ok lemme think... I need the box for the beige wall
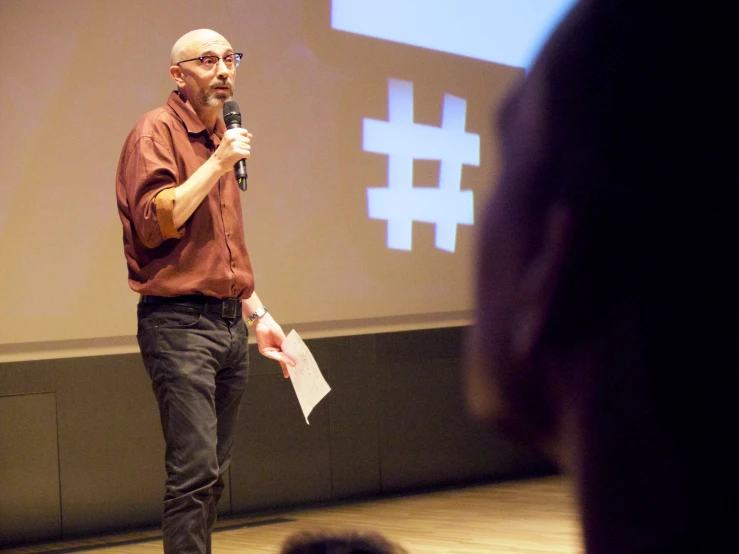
[0,0,521,356]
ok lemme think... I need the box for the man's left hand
[253,313,295,378]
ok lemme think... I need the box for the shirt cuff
[154,188,183,239]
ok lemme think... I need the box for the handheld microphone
[223,100,247,191]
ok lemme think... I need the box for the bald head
[170,29,231,65]
[167,28,237,123]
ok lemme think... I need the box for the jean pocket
[137,307,203,333]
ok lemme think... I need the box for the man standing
[116,29,293,553]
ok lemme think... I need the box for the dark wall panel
[0,393,61,546]
[0,359,55,397]
[320,335,381,499]
[230,346,333,512]
[54,354,167,536]
[375,327,549,491]
[0,326,551,547]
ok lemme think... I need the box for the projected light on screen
[334,0,574,253]
[364,79,478,252]
[0,0,544,358]
[331,0,578,69]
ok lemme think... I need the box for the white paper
[282,330,331,424]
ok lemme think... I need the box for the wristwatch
[246,306,268,326]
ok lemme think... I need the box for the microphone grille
[223,100,241,126]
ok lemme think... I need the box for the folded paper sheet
[282,330,331,424]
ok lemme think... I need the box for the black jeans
[137,303,249,554]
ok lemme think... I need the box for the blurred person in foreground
[467,1,735,553]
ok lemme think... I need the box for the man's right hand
[214,127,252,174]
[171,127,253,228]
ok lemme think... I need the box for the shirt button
[231,262,236,268]
[226,232,231,238]
[222,202,226,208]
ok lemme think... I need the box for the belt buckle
[222,298,240,318]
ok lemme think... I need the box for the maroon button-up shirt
[116,91,254,299]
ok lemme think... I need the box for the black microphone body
[222,100,248,191]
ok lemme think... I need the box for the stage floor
[3,475,581,553]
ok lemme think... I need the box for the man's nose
[216,58,231,78]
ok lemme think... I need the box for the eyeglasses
[176,53,243,70]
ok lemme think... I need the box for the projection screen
[0,0,575,361]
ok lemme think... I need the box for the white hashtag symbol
[363,78,479,252]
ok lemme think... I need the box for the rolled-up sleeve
[154,188,182,239]
[124,135,182,248]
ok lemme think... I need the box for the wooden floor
[3,476,582,553]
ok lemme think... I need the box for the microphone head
[223,100,241,126]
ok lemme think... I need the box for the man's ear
[511,204,572,361]
[169,65,184,88]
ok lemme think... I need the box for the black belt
[140,295,242,318]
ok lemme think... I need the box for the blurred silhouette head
[280,529,409,554]
[469,0,733,465]
[468,1,733,550]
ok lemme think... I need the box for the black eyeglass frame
[176,53,243,69]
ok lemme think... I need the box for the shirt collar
[167,91,226,139]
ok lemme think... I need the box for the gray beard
[198,87,231,108]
